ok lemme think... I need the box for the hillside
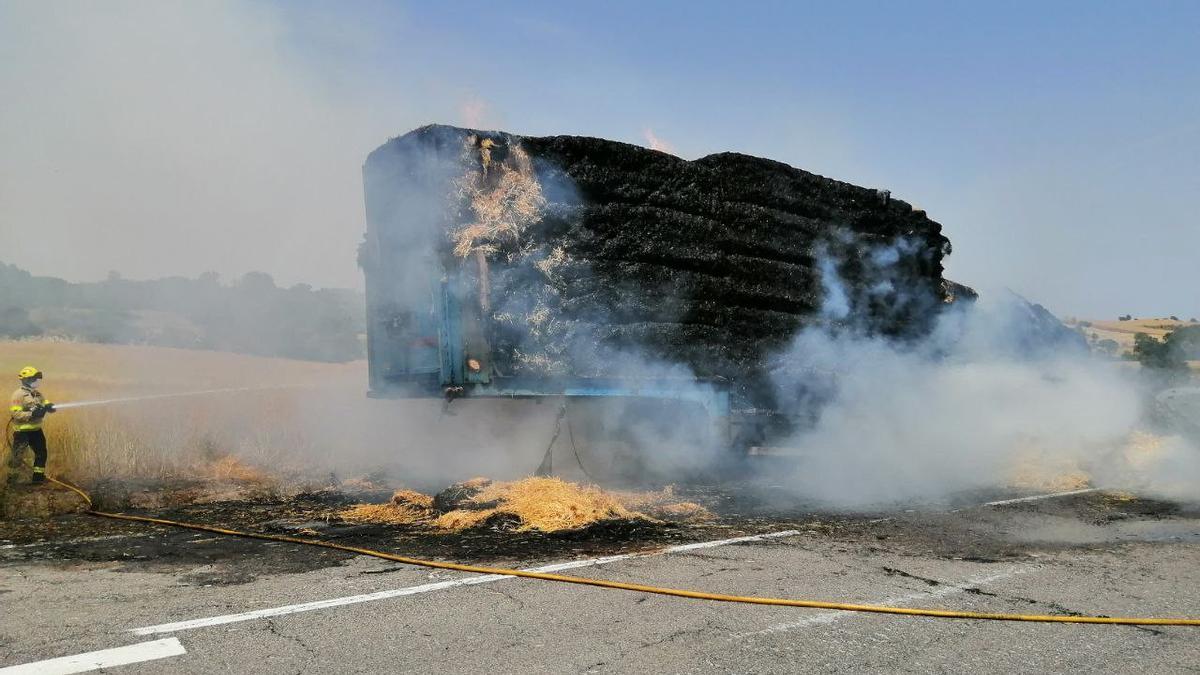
[1069,317,1200,371]
[0,263,365,362]
[1073,317,1196,351]
[0,339,360,401]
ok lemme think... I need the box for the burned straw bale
[340,478,712,533]
[430,477,496,512]
[362,125,966,406]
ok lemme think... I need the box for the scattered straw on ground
[339,477,712,533]
[449,477,643,532]
[339,476,390,492]
[607,484,712,522]
[1007,446,1091,492]
[342,489,434,526]
[1122,430,1169,469]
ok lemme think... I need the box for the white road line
[736,566,1034,637]
[0,638,186,674]
[983,488,1101,507]
[131,529,800,636]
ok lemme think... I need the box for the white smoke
[0,1,411,289]
[642,128,676,154]
[770,251,1200,509]
[774,316,1126,506]
[818,252,851,321]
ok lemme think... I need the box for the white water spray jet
[53,385,314,410]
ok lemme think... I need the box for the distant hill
[1066,316,1200,372]
[0,262,365,362]
[1071,317,1199,353]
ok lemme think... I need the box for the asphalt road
[3,492,1200,674]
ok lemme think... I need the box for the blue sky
[2,1,1197,317]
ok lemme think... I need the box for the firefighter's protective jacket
[9,385,47,432]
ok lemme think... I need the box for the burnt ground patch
[3,485,1198,586]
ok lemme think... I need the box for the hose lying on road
[38,473,1200,627]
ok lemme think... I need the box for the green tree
[0,306,41,339]
[1167,325,1200,360]
[1133,326,1200,371]
[0,261,365,362]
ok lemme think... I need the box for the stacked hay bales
[362,125,963,407]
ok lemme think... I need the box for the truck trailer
[360,125,960,460]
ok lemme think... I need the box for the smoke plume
[767,273,1200,509]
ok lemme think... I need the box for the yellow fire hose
[32,473,1200,627]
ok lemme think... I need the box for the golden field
[1,341,712,528]
[1081,318,1191,351]
[1,339,362,490]
[1071,318,1200,371]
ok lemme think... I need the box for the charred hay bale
[431,478,498,513]
[556,260,822,312]
[363,125,961,399]
[943,280,979,304]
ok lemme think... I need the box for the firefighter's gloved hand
[30,405,46,420]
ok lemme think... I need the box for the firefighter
[9,367,56,485]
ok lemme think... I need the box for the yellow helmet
[18,366,41,380]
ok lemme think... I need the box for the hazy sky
[1,0,1196,318]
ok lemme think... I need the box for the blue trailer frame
[366,268,736,448]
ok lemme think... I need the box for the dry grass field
[1071,318,1200,371]
[1,340,363,490]
[1081,318,1191,350]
